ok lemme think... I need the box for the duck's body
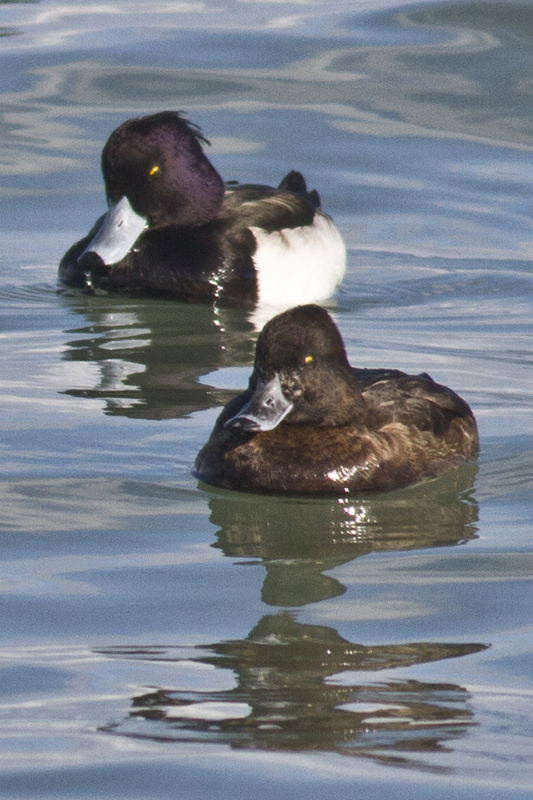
[194,305,478,495]
[59,112,345,310]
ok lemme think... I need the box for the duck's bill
[78,196,147,266]
[225,373,293,432]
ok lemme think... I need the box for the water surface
[1,1,533,797]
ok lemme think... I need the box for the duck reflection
[59,292,255,419]
[97,612,486,771]
[206,464,478,606]
[96,466,484,771]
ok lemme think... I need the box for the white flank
[249,211,346,329]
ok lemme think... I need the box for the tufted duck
[194,305,479,495]
[59,112,346,315]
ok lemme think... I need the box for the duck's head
[225,305,367,432]
[79,111,225,267]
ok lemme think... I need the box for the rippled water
[1,1,533,798]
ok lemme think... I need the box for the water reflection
[59,292,255,419]
[97,614,486,772]
[0,0,37,40]
[95,466,483,771]
[206,465,478,606]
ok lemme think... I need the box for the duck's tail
[278,170,321,209]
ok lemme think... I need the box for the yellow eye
[149,165,161,176]
[304,355,313,364]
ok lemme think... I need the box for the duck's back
[221,179,345,311]
[354,368,477,439]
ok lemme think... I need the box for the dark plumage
[59,112,345,309]
[194,305,479,495]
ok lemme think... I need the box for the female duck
[194,305,478,495]
[59,111,345,311]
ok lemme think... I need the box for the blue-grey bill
[225,373,293,432]
[78,196,147,266]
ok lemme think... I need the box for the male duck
[59,111,346,311]
[194,305,479,495]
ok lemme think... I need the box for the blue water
[1,1,533,797]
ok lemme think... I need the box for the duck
[58,111,346,313]
[194,304,479,495]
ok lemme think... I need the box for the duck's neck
[170,144,225,227]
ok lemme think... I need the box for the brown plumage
[194,305,478,495]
